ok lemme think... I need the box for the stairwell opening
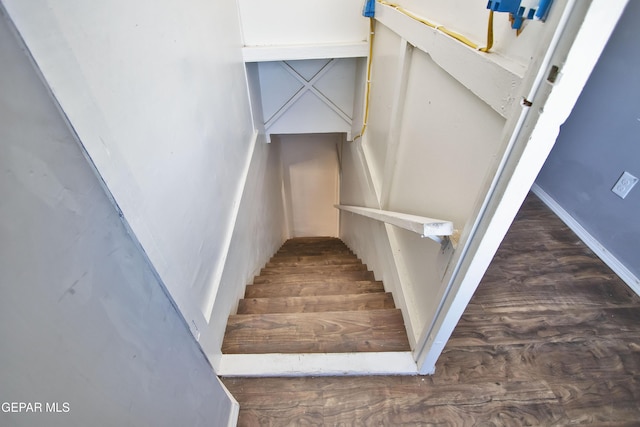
[217,132,417,376]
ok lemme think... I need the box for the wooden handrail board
[336,204,453,237]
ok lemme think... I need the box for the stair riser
[222,237,410,361]
[275,250,354,257]
[237,293,396,314]
[244,282,385,298]
[267,256,361,266]
[253,271,375,284]
[259,265,368,275]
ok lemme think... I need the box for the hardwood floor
[222,193,640,426]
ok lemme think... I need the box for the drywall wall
[196,62,287,367]
[237,0,368,46]
[360,23,404,192]
[1,0,269,339]
[536,1,640,282]
[201,135,287,368]
[279,134,341,237]
[0,11,236,426]
[386,48,505,226]
[339,142,418,346]
[338,0,580,345]
[340,2,509,342]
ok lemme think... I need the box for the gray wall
[536,1,640,280]
[1,0,272,339]
[0,11,233,427]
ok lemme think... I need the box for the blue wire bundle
[363,0,375,18]
[486,0,553,29]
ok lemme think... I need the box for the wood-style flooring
[222,193,640,426]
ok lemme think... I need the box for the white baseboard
[531,184,640,297]
[216,378,240,427]
[217,352,418,377]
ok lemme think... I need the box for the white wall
[197,62,287,366]
[1,0,285,347]
[279,134,341,238]
[237,0,367,46]
[339,141,414,343]
[201,136,287,368]
[0,11,236,425]
[339,0,574,345]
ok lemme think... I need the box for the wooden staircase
[218,237,416,376]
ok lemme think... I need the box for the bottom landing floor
[223,192,640,425]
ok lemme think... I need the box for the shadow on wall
[277,133,342,238]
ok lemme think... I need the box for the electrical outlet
[612,171,638,199]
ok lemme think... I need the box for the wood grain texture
[252,270,376,284]
[243,281,385,298]
[259,263,368,275]
[265,256,362,267]
[222,309,410,354]
[223,193,640,426]
[222,236,410,356]
[237,293,396,314]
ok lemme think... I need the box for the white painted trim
[217,352,417,377]
[359,140,382,207]
[380,39,413,208]
[384,224,421,348]
[375,2,524,118]
[215,377,240,427]
[228,403,239,427]
[532,184,640,296]
[201,131,260,321]
[336,204,453,237]
[243,42,369,62]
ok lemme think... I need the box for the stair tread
[222,237,411,360]
[244,281,385,298]
[267,255,360,265]
[260,264,368,275]
[237,293,396,314]
[222,309,410,354]
[275,250,353,257]
[276,239,353,255]
[253,270,374,284]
